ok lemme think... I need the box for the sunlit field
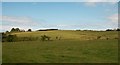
[2,30,118,63]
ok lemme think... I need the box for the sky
[1,0,119,2]
[0,1,119,32]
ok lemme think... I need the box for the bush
[2,33,7,42]
[97,36,101,39]
[2,33,51,42]
[41,35,51,41]
[6,35,17,42]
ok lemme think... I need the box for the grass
[2,30,118,63]
[12,30,118,40]
[0,42,2,64]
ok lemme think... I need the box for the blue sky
[1,2,118,32]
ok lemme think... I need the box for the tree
[116,28,120,31]
[28,29,32,32]
[16,28,20,32]
[10,28,20,32]
[106,29,113,31]
[10,28,15,32]
[6,31,9,33]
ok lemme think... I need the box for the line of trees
[8,28,59,33]
[37,29,58,31]
[76,28,120,31]
[5,28,120,33]
[106,28,120,31]
[6,28,32,33]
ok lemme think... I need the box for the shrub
[97,36,101,39]
[6,35,17,42]
[41,35,51,41]
[2,33,7,42]
[106,37,109,40]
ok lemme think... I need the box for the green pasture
[2,30,118,63]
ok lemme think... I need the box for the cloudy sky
[0,0,119,32]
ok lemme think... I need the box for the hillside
[2,30,118,63]
[12,30,118,40]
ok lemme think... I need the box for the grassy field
[2,30,118,63]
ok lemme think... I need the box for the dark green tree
[6,31,9,33]
[28,29,32,32]
[10,28,21,32]
[10,28,15,32]
[116,28,120,31]
[16,28,20,32]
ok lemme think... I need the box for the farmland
[2,30,118,63]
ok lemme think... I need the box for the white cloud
[0,16,38,25]
[0,15,41,31]
[107,13,118,23]
[106,13,118,28]
[85,2,97,7]
[84,0,118,7]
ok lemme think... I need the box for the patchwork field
[2,30,118,63]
